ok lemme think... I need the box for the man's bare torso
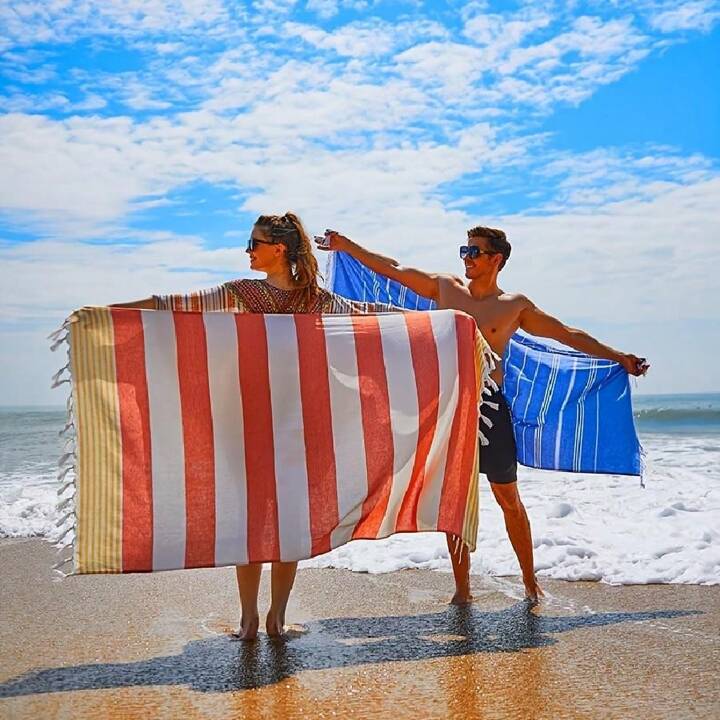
[437,276,528,384]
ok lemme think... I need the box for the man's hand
[620,354,650,377]
[314,230,350,252]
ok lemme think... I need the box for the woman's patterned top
[153,279,396,314]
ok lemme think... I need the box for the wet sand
[0,538,718,719]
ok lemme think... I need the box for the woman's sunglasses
[459,245,499,260]
[247,226,299,252]
[246,236,277,251]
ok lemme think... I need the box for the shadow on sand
[0,604,698,696]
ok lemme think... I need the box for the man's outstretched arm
[318,231,442,301]
[518,300,649,376]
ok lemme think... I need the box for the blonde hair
[254,212,321,306]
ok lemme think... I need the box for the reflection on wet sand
[0,604,695,710]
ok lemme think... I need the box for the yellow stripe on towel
[71,307,123,573]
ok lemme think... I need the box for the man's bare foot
[265,608,286,637]
[450,588,474,605]
[231,614,259,641]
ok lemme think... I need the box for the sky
[0,0,719,405]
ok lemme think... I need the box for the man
[318,226,649,602]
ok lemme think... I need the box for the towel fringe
[50,334,69,352]
[50,315,77,578]
[51,363,70,384]
[54,525,74,545]
[57,493,75,511]
[47,316,76,342]
[52,555,73,572]
[57,477,75,495]
[55,509,76,528]
[57,451,75,467]
[639,444,647,489]
[58,421,75,437]
[483,400,499,411]
[476,336,498,445]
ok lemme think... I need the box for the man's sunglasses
[459,245,499,260]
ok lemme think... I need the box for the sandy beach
[0,539,718,719]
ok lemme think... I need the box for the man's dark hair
[467,225,511,270]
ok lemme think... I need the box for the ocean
[1,393,718,584]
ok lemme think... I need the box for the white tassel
[639,445,647,489]
[53,556,73,572]
[57,479,75,495]
[480,414,493,428]
[51,376,71,389]
[58,421,74,437]
[54,525,75,545]
[50,334,69,352]
[487,376,499,392]
[51,364,70,384]
[57,465,75,486]
[57,493,75,512]
[47,322,70,342]
[478,430,489,446]
[482,400,500,411]
[57,451,74,467]
[55,509,75,528]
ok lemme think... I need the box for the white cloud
[284,18,446,58]
[649,1,720,33]
[306,0,339,19]
[0,91,70,113]
[538,148,716,209]
[1,0,233,48]
[305,0,375,19]
[2,1,719,402]
[253,0,299,16]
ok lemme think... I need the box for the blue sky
[1,0,719,403]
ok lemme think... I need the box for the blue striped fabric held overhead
[327,251,643,476]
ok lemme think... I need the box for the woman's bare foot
[231,614,259,641]
[524,576,544,604]
[450,588,474,606]
[265,607,286,637]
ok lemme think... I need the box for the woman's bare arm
[110,298,156,309]
[318,231,441,301]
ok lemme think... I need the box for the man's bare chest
[438,287,520,351]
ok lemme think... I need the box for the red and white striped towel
[52,307,487,574]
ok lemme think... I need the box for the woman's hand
[314,229,351,252]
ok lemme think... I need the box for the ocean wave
[2,436,719,586]
[634,407,720,426]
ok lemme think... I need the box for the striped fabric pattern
[504,333,642,475]
[153,279,397,315]
[65,306,483,574]
[327,251,643,476]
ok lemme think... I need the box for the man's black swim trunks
[479,388,518,484]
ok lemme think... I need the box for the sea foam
[2,416,718,585]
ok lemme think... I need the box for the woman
[114,212,391,639]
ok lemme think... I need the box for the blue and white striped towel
[327,251,642,476]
